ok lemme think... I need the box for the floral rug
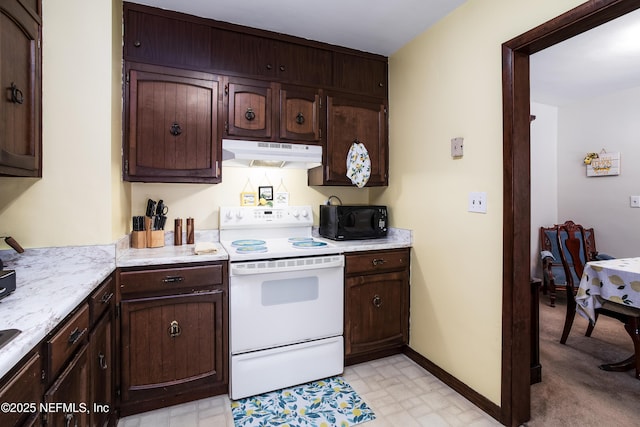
[231,376,376,427]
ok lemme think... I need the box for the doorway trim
[501,0,640,425]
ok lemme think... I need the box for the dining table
[575,257,640,378]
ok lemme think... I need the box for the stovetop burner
[219,206,342,261]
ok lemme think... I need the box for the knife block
[148,230,165,248]
[131,231,146,249]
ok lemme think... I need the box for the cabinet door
[211,30,274,78]
[333,52,387,98]
[279,85,322,142]
[273,41,332,86]
[124,4,212,70]
[315,94,387,186]
[0,353,42,427]
[89,313,112,427]
[120,290,226,412]
[345,270,409,357]
[0,0,41,177]
[43,344,90,427]
[125,64,221,183]
[225,78,274,139]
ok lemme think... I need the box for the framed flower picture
[240,192,257,206]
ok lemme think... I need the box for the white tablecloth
[575,257,640,322]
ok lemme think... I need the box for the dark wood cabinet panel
[0,0,42,177]
[124,63,221,183]
[309,93,387,186]
[333,52,387,98]
[0,352,42,427]
[224,77,274,139]
[279,85,322,142]
[124,6,212,70]
[89,310,113,427]
[273,41,332,86]
[344,249,410,364]
[43,344,90,427]
[119,290,226,415]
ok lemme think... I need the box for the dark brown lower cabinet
[90,313,113,427]
[119,289,227,416]
[344,249,410,365]
[44,344,90,427]
[0,352,42,427]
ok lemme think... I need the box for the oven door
[230,255,344,354]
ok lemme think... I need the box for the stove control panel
[219,206,313,229]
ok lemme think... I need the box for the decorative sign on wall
[585,150,620,177]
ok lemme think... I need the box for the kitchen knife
[146,199,157,217]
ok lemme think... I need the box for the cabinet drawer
[345,249,409,275]
[120,264,224,296]
[47,304,89,381]
[89,275,114,325]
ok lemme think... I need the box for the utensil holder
[131,231,146,249]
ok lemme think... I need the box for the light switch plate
[468,192,487,213]
[631,196,640,208]
[451,137,464,157]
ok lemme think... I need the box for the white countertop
[0,228,411,381]
[0,245,115,380]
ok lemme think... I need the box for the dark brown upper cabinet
[124,5,212,71]
[279,85,322,143]
[124,63,222,183]
[224,77,274,140]
[1,0,42,177]
[333,51,388,99]
[309,93,388,187]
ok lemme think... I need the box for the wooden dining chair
[540,221,598,307]
[555,221,625,344]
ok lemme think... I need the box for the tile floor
[117,354,501,427]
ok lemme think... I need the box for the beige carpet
[528,292,640,426]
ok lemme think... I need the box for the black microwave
[319,205,388,240]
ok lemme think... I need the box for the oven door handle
[230,256,344,276]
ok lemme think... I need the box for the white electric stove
[219,206,345,400]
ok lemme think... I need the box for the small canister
[186,217,194,244]
[174,218,183,246]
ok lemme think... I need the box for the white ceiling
[531,7,640,106]
[128,1,640,107]
[127,0,468,56]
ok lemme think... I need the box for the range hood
[222,139,322,169]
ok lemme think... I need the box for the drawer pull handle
[65,413,77,427]
[372,295,382,308]
[170,122,182,136]
[168,320,182,337]
[295,112,305,125]
[100,292,113,304]
[99,352,108,370]
[245,107,256,121]
[163,276,184,283]
[372,258,386,266]
[68,327,86,345]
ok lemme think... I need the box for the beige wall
[376,0,585,404]
[0,0,127,249]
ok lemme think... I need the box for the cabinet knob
[266,64,272,70]
[169,123,182,136]
[9,83,24,105]
[279,65,285,72]
[245,107,256,121]
[295,112,305,125]
[64,413,77,427]
[133,40,141,48]
[372,295,382,308]
[168,320,182,338]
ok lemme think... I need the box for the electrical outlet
[631,196,640,208]
[468,192,487,213]
[451,137,464,157]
